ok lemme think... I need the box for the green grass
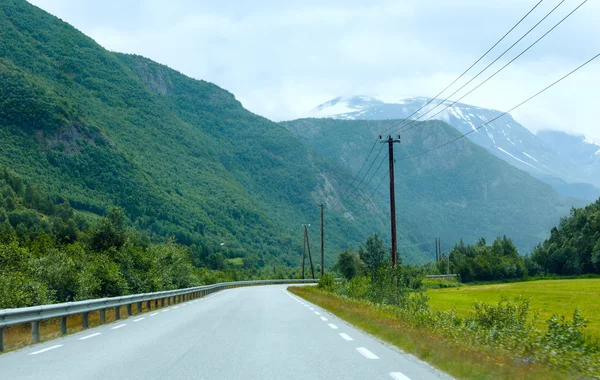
[225,258,244,267]
[427,278,600,339]
[290,286,565,380]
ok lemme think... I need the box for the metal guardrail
[424,274,458,279]
[0,279,317,351]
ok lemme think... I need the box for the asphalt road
[0,285,451,380]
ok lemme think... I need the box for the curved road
[0,285,450,380]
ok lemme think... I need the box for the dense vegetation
[0,0,392,269]
[282,118,584,258]
[318,234,600,378]
[439,198,600,282]
[530,199,600,275]
[0,167,299,309]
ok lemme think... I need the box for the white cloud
[27,0,600,140]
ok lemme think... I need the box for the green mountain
[281,118,585,257]
[0,0,392,267]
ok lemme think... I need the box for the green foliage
[449,236,527,282]
[321,276,600,376]
[337,250,364,279]
[0,0,397,270]
[531,199,600,275]
[317,272,336,292]
[358,233,386,276]
[283,118,584,261]
[0,168,300,308]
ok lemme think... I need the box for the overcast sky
[28,0,600,140]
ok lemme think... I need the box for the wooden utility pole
[435,238,439,263]
[304,224,315,279]
[319,203,324,277]
[380,134,401,267]
[302,227,306,279]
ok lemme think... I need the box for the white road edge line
[328,323,338,330]
[356,347,379,359]
[339,333,353,341]
[133,317,145,322]
[29,345,63,355]
[150,313,159,317]
[111,324,127,330]
[320,316,328,321]
[390,372,411,380]
[78,332,101,340]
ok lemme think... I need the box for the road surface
[0,285,450,380]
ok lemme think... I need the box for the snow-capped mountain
[537,130,600,184]
[305,95,600,199]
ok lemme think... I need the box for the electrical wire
[397,53,599,161]
[381,0,547,135]
[397,0,586,134]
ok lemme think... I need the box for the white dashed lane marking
[314,311,321,315]
[150,313,159,317]
[356,347,379,359]
[320,316,328,321]
[78,333,101,340]
[29,345,62,355]
[339,333,353,341]
[111,324,127,330]
[328,324,338,330]
[390,372,411,380]
[133,318,145,322]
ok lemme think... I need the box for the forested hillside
[282,118,583,256]
[0,0,391,267]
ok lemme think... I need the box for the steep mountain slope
[306,96,600,200]
[537,130,600,183]
[282,118,584,256]
[0,0,391,266]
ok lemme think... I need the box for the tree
[359,233,386,276]
[89,207,127,252]
[337,250,363,280]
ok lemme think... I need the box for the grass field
[290,286,565,380]
[427,278,600,339]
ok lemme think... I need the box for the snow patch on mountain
[497,147,540,171]
[306,95,600,192]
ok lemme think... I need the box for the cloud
[27,0,600,139]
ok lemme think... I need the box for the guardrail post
[100,309,106,324]
[146,300,151,309]
[32,321,40,343]
[115,306,121,320]
[0,327,4,352]
[60,316,67,335]
[126,304,133,316]
[161,298,165,307]
[167,297,171,306]
[81,312,89,329]
[137,302,143,313]
[155,299,159,308]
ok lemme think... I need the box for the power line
[342,143,386,201]
[337,1,547,203]
[383,0,546,135]
[361,168,390,205]
[397,53,599,162]
[397,0,575,134]
[349,150,389,201]
[338,139,378,199]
